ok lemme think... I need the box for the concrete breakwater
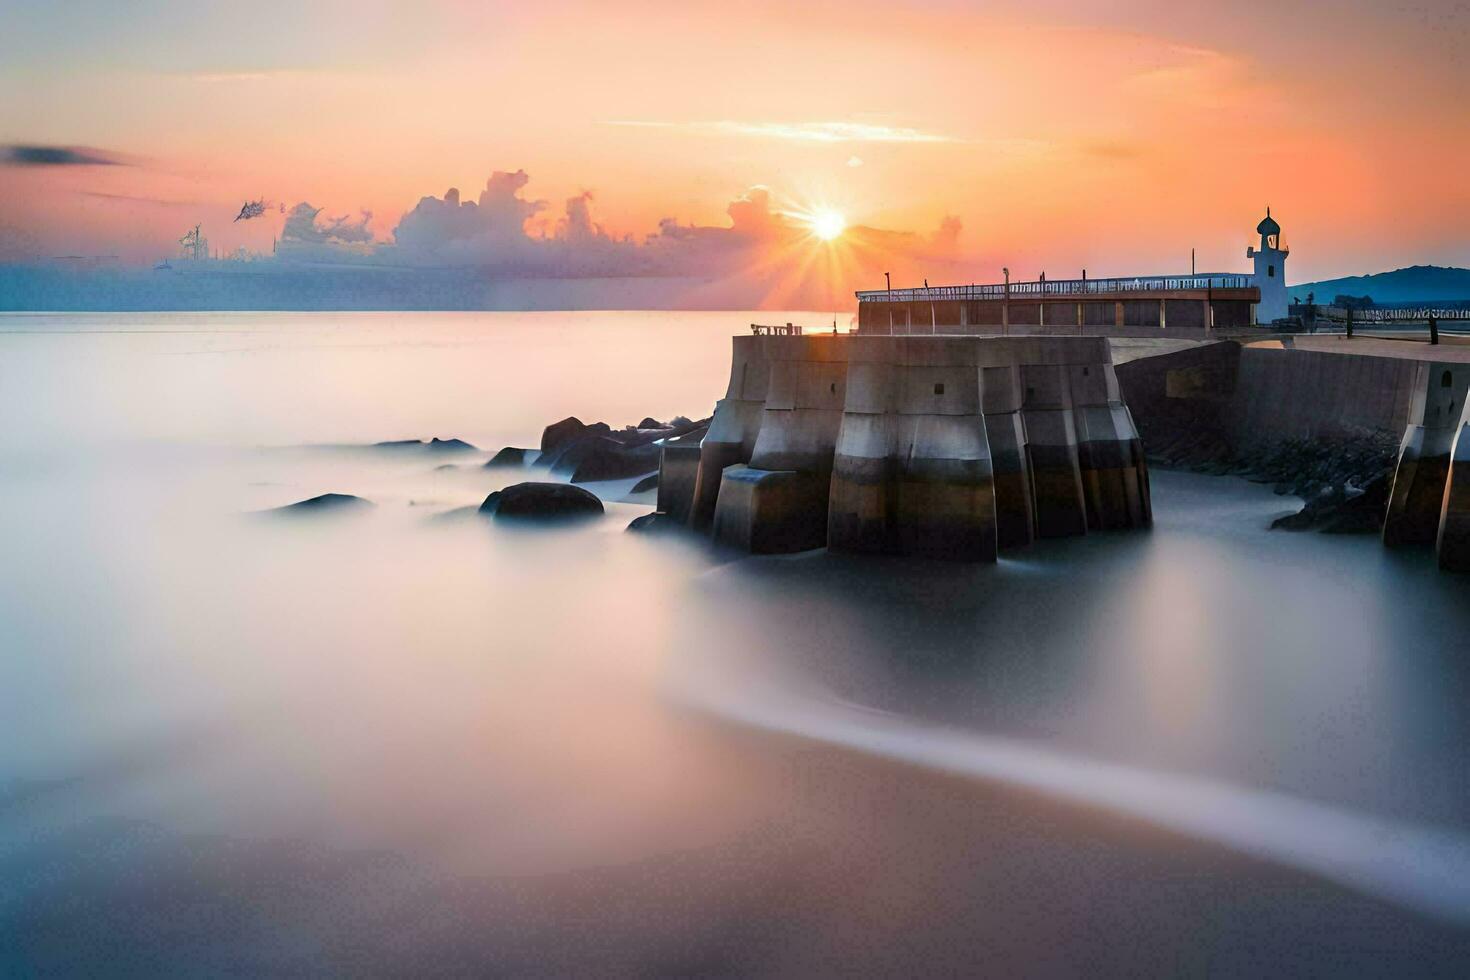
[659,334,1151,560]
[1114,336,1470,569]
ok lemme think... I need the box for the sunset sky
[3,0,1468,295]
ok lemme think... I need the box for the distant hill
[1291,265,1470,306]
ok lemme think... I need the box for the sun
[810,210,846,241]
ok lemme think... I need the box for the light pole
[884,271,892,333]
[1002,267,1010,335]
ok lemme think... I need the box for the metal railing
[855,274,1254,303]
[1309,305,1470,323]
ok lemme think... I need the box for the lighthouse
[1246,208,1289,323]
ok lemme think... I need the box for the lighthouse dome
[1257,209,1280,237]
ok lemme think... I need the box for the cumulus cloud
[392,170,547,257]
[281,203,375,245]
[2,144,124,167]
[271,168,968,308]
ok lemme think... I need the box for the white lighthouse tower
[1246,207,1289,324]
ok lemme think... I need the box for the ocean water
[2,311,1469,975]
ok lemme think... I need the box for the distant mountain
[1291,265,1470,306]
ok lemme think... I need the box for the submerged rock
[428,437,477,452]
[1273,471,1392,534]
[630,473,659,494]
[485,447,532,468]
[479,482,604,520]
[265,493,374,515]
[626,512,687,535]
[373,437,477,453]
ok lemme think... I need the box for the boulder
[485,447,532,468]
[638,417,663,430]
[627,512,687,535]
[631,473,659,494]
[428,437,477,452]
[568,439,661,483]
[541,417,611,455]
[546,435,614,476]
[372,437,477,452]
[479,482,604,521]
[265,493,373,515]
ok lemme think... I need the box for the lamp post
[1002,267,1010,335]
[884,271,892,334]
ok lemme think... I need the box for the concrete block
[985,411,1033,549]
[711,465,829,554]
[828,412,899,554]
[895,414,996,561]
[655,441,701,524]
[1074,403,1152,530]
[690,397,764,530]
[1022,407,1088,538]
[1384,362,1470,547]
[1436,407,1470,572]
[1384,425,1453,546]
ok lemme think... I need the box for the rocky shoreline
[1145,431,1400,533]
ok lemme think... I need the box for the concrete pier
[654,433,703,524]
[709,466,829,553]
[659,332,1150,561]
[1070,362,1151,530]
[1021,362,1089,538]
[690,338,773,529]
[827,337,998,561]
[711,339,847,553]
[1384,361,1470,547]
[1437,399,1470,571]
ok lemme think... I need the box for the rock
[428,437,477,452]
[568,439,661,483]
[631,473,659,494]
[373,437,477,452]
[638,417,663,430]
[485,447,532,468]
[265,493,373,515]
[546,435,612,476]
[541,417,610,455]
[627,512,687,534]
[479,482,604,520]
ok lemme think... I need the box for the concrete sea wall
[1383,361,1470,547]
[1437,400,1470,571]
[1114,337,1470,571]
[660,334,1151,561]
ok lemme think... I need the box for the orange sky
[3,0,1468,285]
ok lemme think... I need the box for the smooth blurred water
[2,312,1468,975]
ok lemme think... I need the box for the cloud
[390,170,548,262]
[78,190,201,207]
[266,169,971,309]
[604,120,958,143]
[281,203,375,245]
[2,144,124,167]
